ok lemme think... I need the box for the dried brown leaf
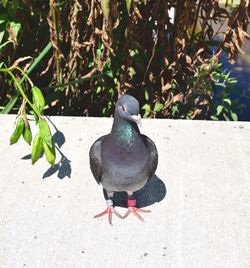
[238,26,250,44]
[173,94,181,103]
[186,55,192,64]
[162,83,171,92]
[133,4,142,19]
[10,56,32,69]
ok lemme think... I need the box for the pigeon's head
[115,95,141,126]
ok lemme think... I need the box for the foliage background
[0,0,250,120]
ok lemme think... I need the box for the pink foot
[122,198,150,222]
[94,199,122,225]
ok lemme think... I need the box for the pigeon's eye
[121,105,126,112]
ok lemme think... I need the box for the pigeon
[89,95,158,224]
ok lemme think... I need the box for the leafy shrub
[0,0,249,120]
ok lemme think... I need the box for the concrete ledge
[0,115,249,267]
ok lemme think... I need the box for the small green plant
[188,55,241,121]
[211,68,239,121]
[0,63,56,166]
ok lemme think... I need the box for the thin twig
[142,31,158,84]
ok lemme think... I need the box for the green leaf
[39,119,50,137]
[100,0,110,20]
[0,30,5,44]
[126,0,132,13]
[154,102,164,113]
[106,70,113,78]
[172,105,179,113]
[210,115,219,121]
[96,47,102,58]
[230,112,238,121]
[10,117,25,145]
[108,87,114,97]
[212,72,221,81]
[216,105,224,116]
[228,78,237,84]
[129,48,139,57]
[31,134,43,164]
[88,61,94,68]
[43,135,53,148]
[171,81,176,90]
[144,89,149,100]
[43,139,56,166]
[223,98,231,106]
[22,121,32,145]
[128,66,136,79]
[96,86,102,94]
[32,86,45,113]
[39,119,53,147]
[1,0,9,8]
[142,104,151,118]
[230,0,241,8]
[8,21,21,38]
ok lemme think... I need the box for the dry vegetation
[0,0,249,119]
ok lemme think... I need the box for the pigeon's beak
[131,114,142,127]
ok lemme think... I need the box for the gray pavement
[0,115,249,268]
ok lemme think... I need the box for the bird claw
[122,207,151,222]
[94,206,122,225]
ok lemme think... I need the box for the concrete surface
[0,115,249,268]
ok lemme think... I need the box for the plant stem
[9,66,34,87]
[3,70,39,116]
[42,70,112,90]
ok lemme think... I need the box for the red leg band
[128,198,137,207]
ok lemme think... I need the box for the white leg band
[106,199,113,206]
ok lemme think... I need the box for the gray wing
[142,135,158,179]
[89,135,107,184]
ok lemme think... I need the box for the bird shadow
[103,174,167,208]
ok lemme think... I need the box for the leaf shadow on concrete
[103,175,167,208]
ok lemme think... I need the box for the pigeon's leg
[123,193,151,222]
[94,191,122,225]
